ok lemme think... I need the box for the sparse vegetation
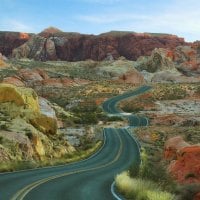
[115,172,174,200]
[0,141,102,172]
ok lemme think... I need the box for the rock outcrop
[0,84,74,162]
[2,68,90,88]
[135,48,176,73]
[0,83,39,112]
[12,28,186,61]
[135,44,200,78]
[0,31,31,57]
[0,53,8,68]
[164,136,200,184]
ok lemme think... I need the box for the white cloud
[80,0,123,4]
[78,14,149,24]
[76,0,200,41]
[0,19,34,32]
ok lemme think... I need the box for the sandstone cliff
[0,31,32,57]
[11,28,186,61]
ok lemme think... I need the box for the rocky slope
[11,27,186,61]
[135,43,200,82]
[0,84,74,163]
[0,31,32,57]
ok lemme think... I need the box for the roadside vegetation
[116,83,200,200]
[0,141,102,172]
[119,83,199,113]
[115,171,175,200]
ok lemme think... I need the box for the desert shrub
[121,103,144,113]
[195,86,200,95]
[0,160,37,172]
[0,136,3,144]
[74,112,98,124]
[25,131,33,140]
[153,85,187,100]
[129,163,140,177]
[175,184,200,200]
[115,172,174,200]
[107,116,124,121]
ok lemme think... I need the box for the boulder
[0,84,57,135]
[164,136,190,160]
[118,70,145,85]
[135,48,176,73]
[164,136,200,184]
[0,83,39,112]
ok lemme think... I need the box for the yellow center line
[11,130,123,200]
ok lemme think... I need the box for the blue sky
[0,0,199,42]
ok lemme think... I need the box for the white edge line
[111,129,142,200]
[145,117,149,126]
[111,181,123,200]
[0,130,106,175]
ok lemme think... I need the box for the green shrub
[176,184,200,200]
[0,136,3,144]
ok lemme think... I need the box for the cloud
[78,13,149,24]
[0,19,34,32]
[79,0,124,4]
[76,0,200,41]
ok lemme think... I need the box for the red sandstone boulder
[118,70,144,85]
[164,136,200,184]
[194,192,200,200]
[164,136,190,160]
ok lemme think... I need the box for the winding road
[0,85,151,200]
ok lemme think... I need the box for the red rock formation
[12,29,187,61]
[0,31,32,56]
[164,136,200,184]
[194,192,200,200]
[2,76,25,87]
[118,70,145,85]
[136,44,200,77]
[2,68,89,88]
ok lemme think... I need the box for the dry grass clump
[115,171,174,200]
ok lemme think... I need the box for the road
[102,85,151,126]
[0,85,151,200]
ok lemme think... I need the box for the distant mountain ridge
[0,27,187,61]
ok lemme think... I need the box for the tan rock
[2,76,25,87]
[0,84,39,112]
[32,135,45,157]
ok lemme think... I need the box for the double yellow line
[11,130,123,200]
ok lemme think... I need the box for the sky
[0,0,199,42]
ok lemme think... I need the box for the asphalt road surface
[0,85,151,200]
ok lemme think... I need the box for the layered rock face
[135,44,200,78]
[2,68,90,88]
[0,84,74,162]
[0,31,31,57]
[164,136,200,184]
[12,28,186,61]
